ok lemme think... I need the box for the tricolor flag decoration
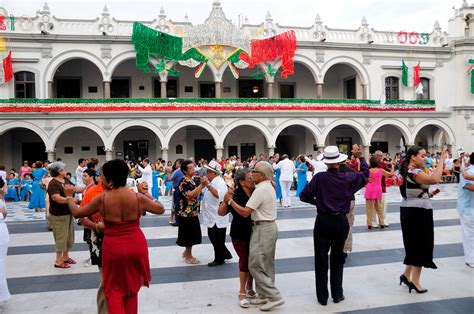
[402,60,423,94]
[2,50,12,84]
[468,59,474,94]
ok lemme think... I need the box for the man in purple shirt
[300,146,369,306]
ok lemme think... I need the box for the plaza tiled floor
[1,183,472,313]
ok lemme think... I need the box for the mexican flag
[1,51,13,83]
[402,60,423,94]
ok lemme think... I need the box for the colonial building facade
[0,1,473,171]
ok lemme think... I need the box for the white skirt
[0,242,10,302]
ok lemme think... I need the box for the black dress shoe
[333,295,345,303]
[207,261,225,267]
[318,300,327,306]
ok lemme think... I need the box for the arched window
[385,76,399,100]
[14,71,36,98]
[416,78,430,100]
[176,144,183,154]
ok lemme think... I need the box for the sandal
[185,257,200,265]
[246,289,257,299]
[239,293,250,308]
[63,258,77,264]
[54,262,71,269]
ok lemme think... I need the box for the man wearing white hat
[300,146,369,306]
[201,160,232,266]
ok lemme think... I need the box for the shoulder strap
[102,193,107,221]
[136,192,140,219]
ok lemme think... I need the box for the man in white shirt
[305,154,328,175]
[225,161,284,311]
[137,159,153,194]
[201,160,232,266]
[273,154,295,207]
[75,158,87,187]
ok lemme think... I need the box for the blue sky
[2,0,462,33]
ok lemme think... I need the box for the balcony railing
[0,98,436,113]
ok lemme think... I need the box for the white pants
[460,213,474,264]
[0,242,11,302]
[280,180,292,207]
[372,193,387,225]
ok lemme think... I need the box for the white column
[363,144,371,160]
[160,80,167,99]
[46,149,55,162]
[362,84,368,99]
[215,146,224,160]
[316,83,323,99]
[48,81,54,98]
[267,82,274,99]
[268,145,275,157]
[161,147,169,163]
[215,82,222,99]
[105,148,113,161]
[103,81,111,99]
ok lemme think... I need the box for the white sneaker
[83,258,92,267]
[250,297,269,305]
[260,299,285,311]
[466,262,474,268]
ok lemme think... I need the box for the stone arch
[219,120,272,147]
[321,119,369,146]
[273,54,320,83]
[411,119,456,146]
[108,120,165,150]
[321,56,370,88]
[271,119,322,146]
[107,50,138,80]
[50,121,108,149]
[0,121,50,148]
[163,120,219,148]
[43,50,107,88]
[367,119,411,146]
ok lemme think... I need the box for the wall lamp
[41,30,49,35]
[442,43,448,47]
[320,38,326,42]
[102,31,107,36]
[368,40,374,44]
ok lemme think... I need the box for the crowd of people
[0,145,472,313]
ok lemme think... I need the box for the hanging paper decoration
[132,22,208,73]
[251,63,278,79]
[402,60,421,88]
[227,62,239,79]
[239,30,296,78]
[2,50,13,83]
[154,58,180,77]
[194,62,207,78]
[132,22,183,72]
[9,15,14,31]
[468,59,474,94]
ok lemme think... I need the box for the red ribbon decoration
[240,30,296,78]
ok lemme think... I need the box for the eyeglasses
[251,170,263,175]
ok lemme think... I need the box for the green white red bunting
[402,60,422,94]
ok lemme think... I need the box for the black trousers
[313,213,349,303]
[208,224,232,263]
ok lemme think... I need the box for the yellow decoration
[208,45,227,68]
[0,38,6,52]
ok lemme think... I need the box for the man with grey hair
[224,161,284,311]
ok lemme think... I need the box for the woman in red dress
[65,159,165,314]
